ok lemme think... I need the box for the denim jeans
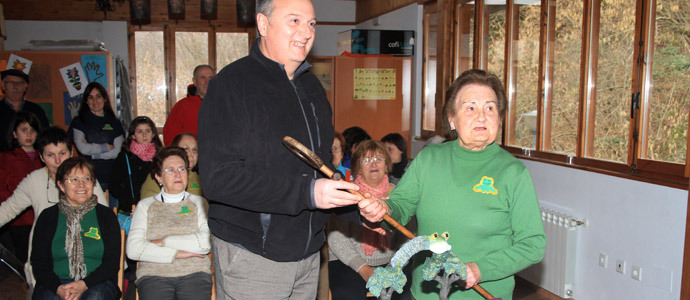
[137,272,212,300]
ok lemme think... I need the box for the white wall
[4,20,128,64]
[312,3,424,138]
[522,160,687,300]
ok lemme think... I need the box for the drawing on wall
[63,92,82,126]
[353,68,396,100]
[6,54,33,74]
[59,62,87,97]
[27,64,52,100]
[37,102,54,125]
[311,61,332,92]
[82,55,108,88]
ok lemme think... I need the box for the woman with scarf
[31,157,120,300]
[327,140,411,300]
[109,116,163,213]
[68,82,125,195]
[126,146,211,300]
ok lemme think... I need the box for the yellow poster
[353,68,396,100]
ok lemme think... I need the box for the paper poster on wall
[63,92,82,126]
[36,102,54,125]
[6,54,33,74]
[353,68,396,100]
[59,62,87,97]
[81,55,108,88]
[27,64,52,100]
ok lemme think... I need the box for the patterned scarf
[355,174,391,255]
[130,141,156,161]
[57,193,98,280]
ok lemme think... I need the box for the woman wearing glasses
[327,140,411,300]
[31,157,120,300]
[126,146,211,300]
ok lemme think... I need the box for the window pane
[510,3,541,149]
[487,4,506,81]
[175,32,209,102]
[135,31,166,126]
[547,0,583,154]
[455,3,474,78]
[644,0,689,163]
[590,0,635,162]
[423,12,438,132]
[217,32,249,69]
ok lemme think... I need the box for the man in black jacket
[197,0,369,298]
[0,69,50,152]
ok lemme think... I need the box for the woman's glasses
[163,166,187,174]
[64,177,94,185]
[361,157,385,165]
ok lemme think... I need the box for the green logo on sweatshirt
[84,227,101,240]
[473,176,498,195]
[103,124,114,130]
[178,206,193,215]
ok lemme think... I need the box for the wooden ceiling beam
[355,0,416,23]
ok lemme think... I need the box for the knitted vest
[136,197,210,279]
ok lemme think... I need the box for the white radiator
[517,207,584,299]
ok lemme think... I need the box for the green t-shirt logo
[84,227,101,240]
[472,176,498,195]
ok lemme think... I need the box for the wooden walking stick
[282,136,500,300]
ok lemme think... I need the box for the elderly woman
[126,146,211,300]
[328,140,411,300]
[31,157,120,300]
[140,133,203,199]
[68,82,125,193]
[360,70,545,300]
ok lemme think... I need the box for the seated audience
[341,126,371,169]
[31,157,120,300]
[0,112,43,263]
[109,116,163,213]
[0,126,107,286]
[140,133,202,199]
[381,133,410,184]
[126,147,212,300]
[332,131,352,181]
[328,140,410,300]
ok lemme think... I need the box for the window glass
[455,3,475,78]
[423,11,438,132]
[135,31,166,126]
[487,4,506,81]
[511,2,541,149]
[644,0,689,163]
[590,0,635,162]
[217,32,249,69]
[546,0,583,154]
[175,32,209,102]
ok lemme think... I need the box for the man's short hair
[193,65,215,78]
[256,0,275,19]
[1,69,29,83]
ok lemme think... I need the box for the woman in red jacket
[0,112,44,263]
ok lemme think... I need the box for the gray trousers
[211,235,320,300]
[137,271,212,300]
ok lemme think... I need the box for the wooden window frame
[128,24,254,128]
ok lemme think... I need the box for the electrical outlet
[599,253,608,268]
[616,259,626,274]
[631,265,642,281]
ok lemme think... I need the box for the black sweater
[198,40,335,262]
[31,204,121,294]
[109,150,152,212]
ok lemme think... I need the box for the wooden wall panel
[0,0,241,27]
[333,56,412,149]
[355,0,416,23]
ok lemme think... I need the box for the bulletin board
[0,51,114,130]
[333,55,412,145]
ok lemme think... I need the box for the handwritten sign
[353,68,396,100]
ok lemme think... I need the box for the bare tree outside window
[135,31,167,126]
[217,32,249,70]
[175,32,209,101]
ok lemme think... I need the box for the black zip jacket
[198,40,335,262]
